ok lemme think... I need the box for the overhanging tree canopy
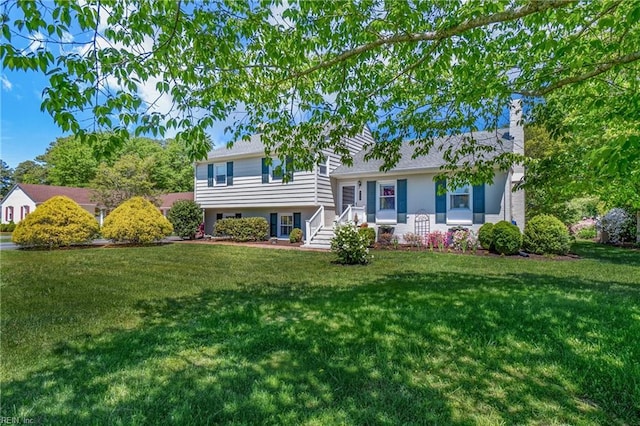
[2,0,639,186]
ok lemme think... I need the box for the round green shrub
[523,214,570,255]
[477,222,494,250]
[102,197,173,244]
[492,220,522,255]
[289,227,303,243]
[358,227,376,247]
[12,196,99,248]
[168,199,202,239]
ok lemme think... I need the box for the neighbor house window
[5,206,13,222]
[21,205,30,220]
[449,185,470,209]
[379,183,395,210]
[214,163,227,185]
[280,214,293,236]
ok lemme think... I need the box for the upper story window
[271,158,284,181]
[318,156,328,176]
[449,185,470,209]
[214,163,226,185]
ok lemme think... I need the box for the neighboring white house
[1,184,107,225]
[0,183,194,226]
[194,103,525,248]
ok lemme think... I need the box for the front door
[341,185,356,213]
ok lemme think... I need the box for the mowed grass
[1,242,639,425]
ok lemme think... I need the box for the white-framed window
[447,185,472,225]
[280,214,293,236]
[214,163,227,186]
[379,183,396,210]
[21,205,30,220]
[449,185,470,209]
[271,158,283,181]
[5,206,13,222]
[318,156,328,176]
[376,181,397,224]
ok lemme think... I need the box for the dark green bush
[477,223,494,250]
[1,221,16,232]
[168,200,202,239]
[358,227,376,247]
[492,221,522,255]
[523,214,571,255]
[289,228,303,243]
[215,217,268,242]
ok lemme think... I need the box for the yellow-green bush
[102,197,173,244]
[12,196,99,248]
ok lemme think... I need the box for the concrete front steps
[304,227,335,249]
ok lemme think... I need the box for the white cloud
[1,75,13,91]
[268,1,295,28]
[27,31,45,53]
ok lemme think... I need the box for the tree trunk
[637,210,640,243]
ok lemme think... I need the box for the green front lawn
[1,242,639,425]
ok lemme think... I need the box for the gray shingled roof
[331,129,514,176]
[206,133,269,159]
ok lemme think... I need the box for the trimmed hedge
[214,217,268,242]
[0,221,16,232]
[492,220,522,255]
[523,214,570,255]
[289,228,303,243]
[477,222,494,250]
[102,197,173,244]
[358,227,376,247]
[12,196,99,248]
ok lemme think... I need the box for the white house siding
[337,171,510,242]
[1,187,36,223]
[203,206,318,238]
[196,158,319,209]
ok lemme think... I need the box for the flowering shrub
[331,222,370,264]
[101,197,173,244]
[597,208,635,244]
[450,229,478,253]
[523,214,570,255]
[570,218,596,235]
[403,232,423,247]
[425,231,447,251]
[12,196,99,248]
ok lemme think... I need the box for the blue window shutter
[293,212,301,230]
[227,162,234,186]
[286,156,294,182]
[262,158,269,183]
[473,183,485,224]
[366,181,376,223]
[435,179,446,224]
[207,164,214,187]
[269,213,278,237]
[397,179,407,223]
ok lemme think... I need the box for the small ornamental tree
[102,197,173,244]
[12,196,99,248]
[523,214,571,255]
[167,199,202,239]
[331,222,371,265]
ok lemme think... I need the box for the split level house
[195,103,525,249]
[0,183,193,225]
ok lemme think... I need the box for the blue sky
[1,69,71,168]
